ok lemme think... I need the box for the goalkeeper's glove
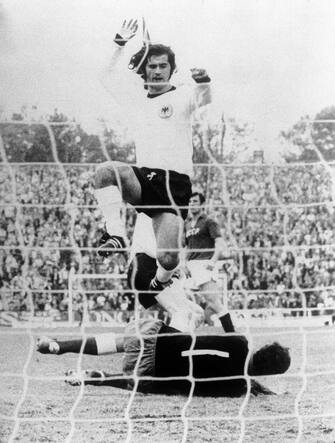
[191,68,211,83]
[114,18,138,46]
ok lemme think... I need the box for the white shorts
[186,260,219,289]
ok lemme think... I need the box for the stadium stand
[0,114,335,325]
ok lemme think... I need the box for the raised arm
[190,68,212,109]
[101,19,142,105]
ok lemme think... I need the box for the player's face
[145,54,171,92]
[189,195,202,215]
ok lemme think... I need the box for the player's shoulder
[201,213,214,224]
[173,82,195,99]
[227,334,249,353]
[204,214,219,225]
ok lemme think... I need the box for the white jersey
[102,44,211,176]
[130,213,156,259]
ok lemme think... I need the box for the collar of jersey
[147,85,176,99]
[189,213,206,223]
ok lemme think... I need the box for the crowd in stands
[1,117,335,321]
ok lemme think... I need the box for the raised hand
[114,19,139,46]
[190,68,211,84]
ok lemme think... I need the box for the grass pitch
[1,325,335,442]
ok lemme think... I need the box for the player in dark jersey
[184,191,230,324]
[37,305,290,397]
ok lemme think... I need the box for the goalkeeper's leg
[36,333,124,355]
[199,280,235,332]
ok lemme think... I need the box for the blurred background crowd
[1,107,335,322]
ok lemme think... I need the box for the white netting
[1,118,335,442]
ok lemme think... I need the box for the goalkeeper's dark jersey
[153,325,249,396]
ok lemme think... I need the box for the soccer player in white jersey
[94,18,212,293]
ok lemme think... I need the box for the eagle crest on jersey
[158,104,173,118]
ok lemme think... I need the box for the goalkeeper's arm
[82,371,131,390]
[219,312,235,333]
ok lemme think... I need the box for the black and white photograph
[0,0,335,441]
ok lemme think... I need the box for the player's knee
[94,162,117,189]
[117,165,136,186]
[204,292,218,304]
[94,161,128,189]
[157,251,179,271]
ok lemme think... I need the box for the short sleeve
[207,218,222,239]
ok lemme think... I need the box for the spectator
[1,117,335,320]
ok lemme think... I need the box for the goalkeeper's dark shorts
[127,253,157,309]
[132,166,192,220]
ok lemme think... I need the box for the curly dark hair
[128,44,176,83]
[190,191,205,204]
[249,342,291,376]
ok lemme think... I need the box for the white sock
[156,263,179,283]
[94,186,125,238]
[95,333,117,355]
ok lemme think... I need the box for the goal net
[1,116,335,442]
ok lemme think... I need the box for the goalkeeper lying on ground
[37,311,290,397]
[37,220,291,398]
